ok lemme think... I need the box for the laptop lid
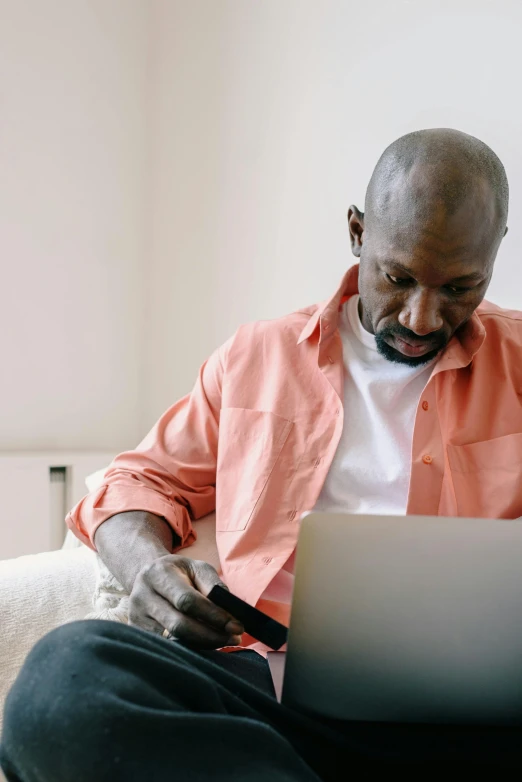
[282,512,522,726]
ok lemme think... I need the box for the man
[2,128,521,780]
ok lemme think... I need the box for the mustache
[378,325,445,348]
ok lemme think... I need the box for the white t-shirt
[313,293,438,516]
[259,294,440,612]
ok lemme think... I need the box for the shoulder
[473,299,522,385]
[477,298,522,342]
[226,304,319,352]
[478,297,522,322]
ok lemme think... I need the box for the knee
[2,621,126,775]
[14,619,121,684]
[2,621,119,742]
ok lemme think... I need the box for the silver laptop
[276,512,522,726]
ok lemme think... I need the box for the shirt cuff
[65,483,196,553]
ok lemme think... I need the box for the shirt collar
[297,262,486,369]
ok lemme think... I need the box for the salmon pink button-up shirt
[67,262,522,631]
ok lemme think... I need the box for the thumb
[189,560,244,635]
[189,559,228,598]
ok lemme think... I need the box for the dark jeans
[1,620,522,781]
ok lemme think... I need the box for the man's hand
[93,511,243,648]
[128,554,244,649]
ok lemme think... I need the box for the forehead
[367,184,497,272]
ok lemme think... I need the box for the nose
[398,289,443,336]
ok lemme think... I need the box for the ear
[348,205,364,258]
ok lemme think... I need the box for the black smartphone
[207,585,288,651]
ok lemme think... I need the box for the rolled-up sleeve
[66,339,230,552]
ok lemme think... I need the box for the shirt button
[422,401,429,411]
[323,323,330,331]
[262,556,272,564]
[327,355,334,364]
[288,509,297,521]
[422,454,433,464]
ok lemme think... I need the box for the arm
[93,510,176,593]
[65,341,232,553]
[69,339,244,648]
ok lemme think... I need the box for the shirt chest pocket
[447,433,522,519]
[216,408,294,531]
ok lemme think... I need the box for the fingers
[129,554,244,649]
[147,557,244,635]
[129,587,241,648]
[147,591,242,649]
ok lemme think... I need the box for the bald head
[365,128,509,243]
[348,128,509,367]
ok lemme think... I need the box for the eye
[386,273,473,295]
[386,274,411,285]
[445,285,473,295]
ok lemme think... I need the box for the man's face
[348,168,503,367]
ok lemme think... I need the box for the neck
[358,296,374,335]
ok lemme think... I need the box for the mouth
[393,336,437,357]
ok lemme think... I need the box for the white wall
[142,0,522,431]
[0,0,149,451]
[2,1,522,450]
